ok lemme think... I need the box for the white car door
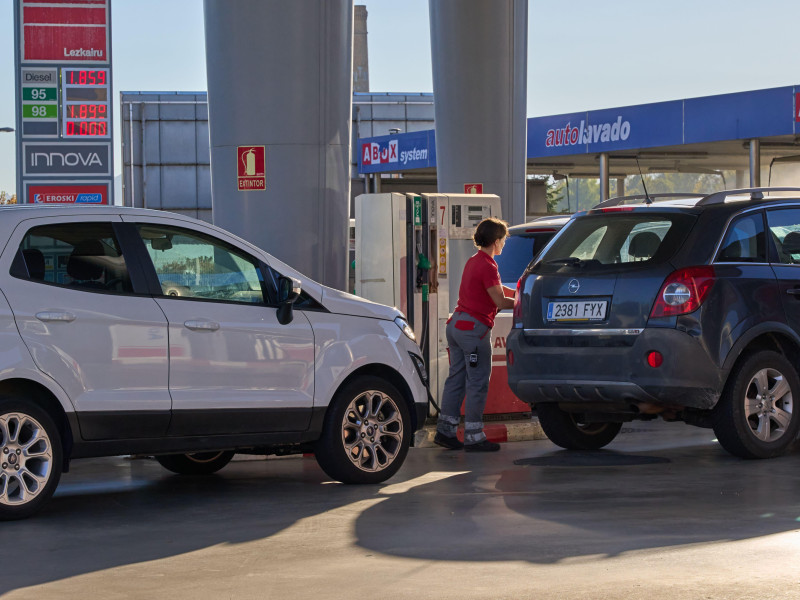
[1,216,171,440]
[124,218,315,436]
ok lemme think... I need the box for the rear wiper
[544,257,584,266]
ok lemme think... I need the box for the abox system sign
[237,146,266,191]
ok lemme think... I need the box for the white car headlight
[394,316,416,342]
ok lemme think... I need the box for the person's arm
[502,285,515,298]
[487,285,514,310]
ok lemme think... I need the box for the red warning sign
[237,146,266,191]
[464,183,483,194]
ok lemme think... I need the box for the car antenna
[636,156,653,205]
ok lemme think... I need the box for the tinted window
[717,212,766,263]
[767,208,800,264]
[535,213,695,272]
[495,232,556,284]
[16,222,132,293]
[137,225,267,304]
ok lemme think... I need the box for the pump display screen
[61,68,110,138]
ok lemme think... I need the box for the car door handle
[35,311,76,323]
[183,320,220,331]
[786,289,800,296]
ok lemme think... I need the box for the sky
[2,0,799,197]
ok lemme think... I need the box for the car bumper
[506,327,723,410]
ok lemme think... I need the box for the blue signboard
[358,130,436,174]
[684,86,795,144]
[358,85,799,174]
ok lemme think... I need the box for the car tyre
[0,399,63,521]
[713,351,800,459]
[315,376,410,484]
[536,403,622,450]
[155,450,235,475]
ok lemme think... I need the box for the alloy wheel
[0,412,54,507]
[743,367,793,443]
[340,390,404,473]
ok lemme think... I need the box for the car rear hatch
[518,209,699,337]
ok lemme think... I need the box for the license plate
[546,300,607,322]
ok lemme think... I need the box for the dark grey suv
[507,188,800,459]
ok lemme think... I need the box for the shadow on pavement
[0,457,379,594]
[351,439,800,564]
[2,430,799,594]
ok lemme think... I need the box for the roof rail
[696,187,800,206]
[593,193,700,209]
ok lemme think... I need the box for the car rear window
[495,231,556,284]
[532,213,697,273]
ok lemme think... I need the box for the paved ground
[3,421,800,599]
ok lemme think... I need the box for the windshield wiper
[544,257,584,266]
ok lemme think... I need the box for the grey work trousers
[436,311,493,444]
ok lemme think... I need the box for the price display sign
[20,68,58,137]
[60,68,110,138]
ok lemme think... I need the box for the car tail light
[650,266,716,318]
[512,278,523,324]
[525,228,557,233]
[596,206,635,213]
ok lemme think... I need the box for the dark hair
[473,217,509,248]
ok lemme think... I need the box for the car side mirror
[277,276,302,325]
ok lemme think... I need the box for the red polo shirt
[453,251,501,328]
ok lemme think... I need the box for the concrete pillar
[353,5,369,92]
[204,0,353,290]
[615,176,625,198]
[429,0,527,225]
[749,139,761,187]
[735,169,747,189]
[599,153,609,202]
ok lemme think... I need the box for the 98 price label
[23,104,58,119]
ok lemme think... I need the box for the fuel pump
[355,192,505,415]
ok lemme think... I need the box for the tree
[0,191,17,205]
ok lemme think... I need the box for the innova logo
[546,115,631,148]
[23,143,110,176]
[362,139,398,165]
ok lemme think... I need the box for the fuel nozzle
[416,253,431,289]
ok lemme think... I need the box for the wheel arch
[325,363,419,432]
[0,377,73,470]
[721,323,800,381]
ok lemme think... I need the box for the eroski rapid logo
[546,115,631,148]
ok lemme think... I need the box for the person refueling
[434,217,515,452]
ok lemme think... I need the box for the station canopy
[358,85,800,185]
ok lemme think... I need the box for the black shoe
[465,439,501,452]
[434,432,464,450]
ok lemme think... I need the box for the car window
[717,212,766,263]
[137,224,267,304]
[15,222,133,293]
[494,231,556,284]
[766,208,800,264]
[534,213,695,273]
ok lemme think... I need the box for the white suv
[0,206,428,520]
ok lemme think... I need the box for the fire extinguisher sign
[237,146,266,191]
